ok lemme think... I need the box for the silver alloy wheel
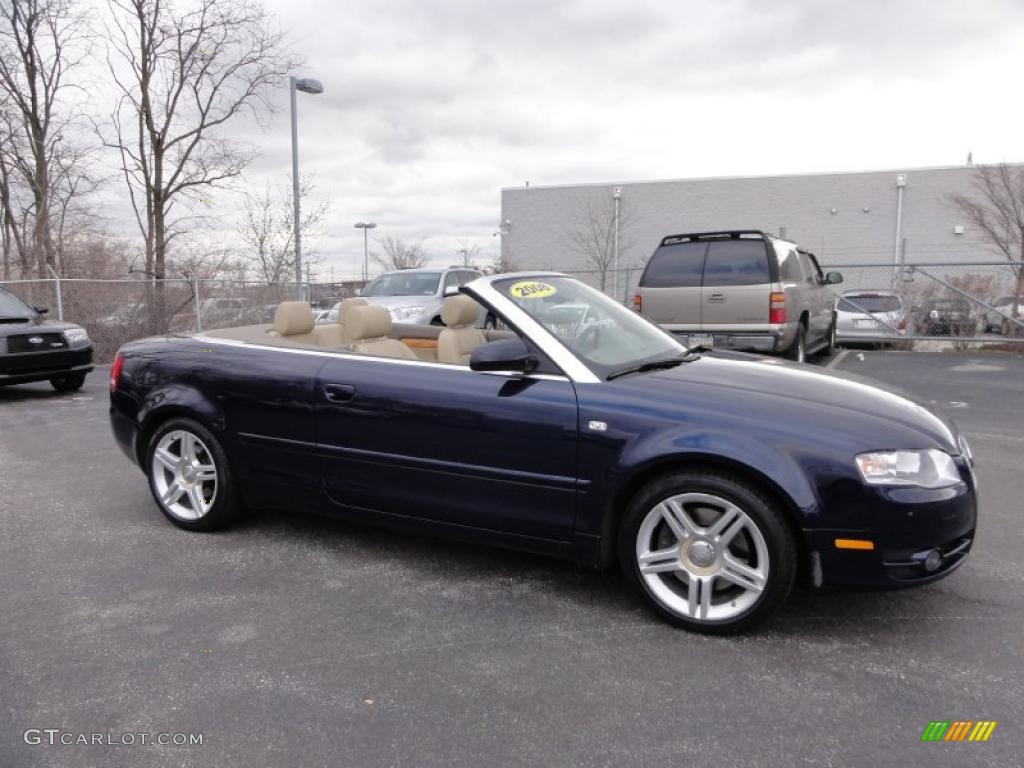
[635,492,769,623]
[150,430,218,521]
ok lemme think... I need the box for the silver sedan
[835,290,908,344]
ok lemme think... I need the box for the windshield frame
[465,273,687,383]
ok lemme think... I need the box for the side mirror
[34,305,49,315]
[443,285,460,297]
[469,337,536,374]
[824,271,843,285]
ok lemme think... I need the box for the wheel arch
[601,454,809,576]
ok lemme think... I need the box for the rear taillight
[897,317,907,331]
[769,292,787,324]
[632,293,642,313]
[110,353,125,392]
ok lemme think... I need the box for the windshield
[492,276,684,378]
[362,272,442,297]
[838,295,902,313]
[0,288,36,320]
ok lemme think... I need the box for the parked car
[0,285,94,391]
[834,290,908,345]
[360,267,491,326]
[314,307,338,324]
[110,273,976,634]
[981,295,1024,334]
[916,298,976,336]
[633,230,842,362]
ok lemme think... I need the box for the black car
[109,274,977,633]
[917,298,976,336]
[0,285,94,391]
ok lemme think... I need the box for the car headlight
[389,306,426,321]
[64,327,89,344]
[855,449,962,488]
[929,310,939,319]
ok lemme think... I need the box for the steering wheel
[576,323,601,355]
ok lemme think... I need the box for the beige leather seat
[314,297,367,346]
[438,295,486,365]
[271,301,320,345]
[347,305,417,360]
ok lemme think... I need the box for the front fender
[617,428,819,517]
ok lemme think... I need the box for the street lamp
[354,222,377,282]
[290,75,324,295]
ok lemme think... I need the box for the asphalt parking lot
[2,350,1022,768]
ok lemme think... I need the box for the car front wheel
[50,372,86,392]
[619,471,796,634]
[146,418,239,531]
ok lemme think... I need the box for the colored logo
[509,280,557,299]
[920,721,997,742]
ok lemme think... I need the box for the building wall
[500,165,1019,298]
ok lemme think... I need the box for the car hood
[616,353,959,451]
[0,316,81,338]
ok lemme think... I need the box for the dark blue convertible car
[109,274,977,633]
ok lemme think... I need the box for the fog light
[923,549,943,572]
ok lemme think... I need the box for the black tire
[618,470,797,634]
[50,372,87,392]
[821,315,837,356]
[784,322,806,362]
[145,417,241,532]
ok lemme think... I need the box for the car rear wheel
[146,418,239,531]
[619,471,796,634]
[50,372,86,392]
[784,323,806,362]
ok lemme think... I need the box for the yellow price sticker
[509,280,557,299]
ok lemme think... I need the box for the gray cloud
[87,0,1024,278]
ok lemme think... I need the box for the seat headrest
[347,304,393,341]
[441,294,480,328]
[274,301,315,336]
[338,297,368,325]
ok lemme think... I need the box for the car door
[699,238,773,330]
[315,354,580,539]
[636,240,706,331]
[803,252,832,340]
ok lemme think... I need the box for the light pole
[290,75,324,296]
[354,222,376,282]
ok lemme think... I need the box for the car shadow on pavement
[226,507,959,639]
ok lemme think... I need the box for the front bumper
[0,346,94,385]
[807,473,977,588]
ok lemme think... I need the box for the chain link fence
[0,278,365,363]
[3,261,1020,364]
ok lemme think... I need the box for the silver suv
[359,267,489,326]
[633,230,842,361]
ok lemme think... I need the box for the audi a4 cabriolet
[109,274,977,633]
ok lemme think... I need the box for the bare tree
[454,239,481,268]
[102,0,296,281]
[0,0,91,277]
[948,163,1024,335]
[485,248,518,275]
[567,195,632,293]
[371,235,429,271]
[237,175,328,284]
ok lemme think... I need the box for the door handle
[324,383,356,403]
[707,293,726,303]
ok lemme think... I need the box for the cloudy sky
[102,0,1024,278]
